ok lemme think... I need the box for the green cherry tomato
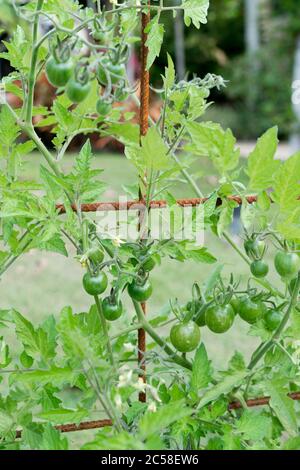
[264,309,283,332]
[128,279,152,302]
[205,304,235,334]
[114,87,129,102]
[96,99,112,117]
[88,245,104,265]
[230,298,240,315]
[187,300,206,326]
[274,251,300,280]
[93,31,106,42]
[238,296,265,324]
[83,271,108,296]
[250,260,269,278]
[140,255,156,272]
[102,297,123,321]
[244,239,265,259]
[170,321,201,353]
[97,59,125,86]
[66,78,91,103]
[45,56,73,87]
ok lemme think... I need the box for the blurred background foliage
[1,0,300,140]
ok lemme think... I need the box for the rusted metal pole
[137,0,151,404]
[56,195,264,215]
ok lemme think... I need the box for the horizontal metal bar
[56,195,260,214]
[13,391,300,438]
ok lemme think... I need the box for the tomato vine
[0,0,300,452]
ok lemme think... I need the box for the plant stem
[26,0,44,124]
[94,295,115,368]
[223,231,250,265]
[132,300,192,371]
[110,323,142,340]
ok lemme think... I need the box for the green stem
[248,272,300,370]
[223,231,250,265]
[132,300,192,371]
[110,323,142,340]
[94,295,115,368]
[26,0,44,124]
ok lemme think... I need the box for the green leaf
[105,122,140,146]
[266,381,298,436]
[0,410,14,437]
[83,432,144,451]
[38,408,88,425]
[13,310,56,361]
[40,424,68,450]
[145,16,165,69]
[237,411,272,441]
[273,152,300,210]
[247,127,280,191]
[182,0,210,29]
[198,370,248,409]
[14,367,78,388]
[191,344,211,391]
[138,400,193,440]
[163,53,175,89]
[125,127,171,172]
[0,26,30,72]
[282,437,300,450]
[186,122,239,175]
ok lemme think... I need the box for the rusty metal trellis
[137,0,151,404]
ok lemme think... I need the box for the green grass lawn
[0,151,282,369]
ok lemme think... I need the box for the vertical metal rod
[138,1,150,403]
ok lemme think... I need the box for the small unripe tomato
[205,304,235,334]
[128,279,152,302]
[264,309,283,331]
[66,78,91,103]
[96,98,112,117]
[83,271,108,296]
[102,297,123,321]
[45,56,73,87]
[274,252,300,281]
[170,321,201,353]
[250,260,269,278]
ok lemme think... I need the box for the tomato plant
[0,0,300,453]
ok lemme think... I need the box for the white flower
[133,377,147,393]
[124,343,136,352]
[112,237,125,247]
[117,368,133,388]
[147,401,157,413]
[114,393,122,409]
[147,384,162,403]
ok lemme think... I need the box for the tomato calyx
[244,235,266,261]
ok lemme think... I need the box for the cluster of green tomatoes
[168,237,300,354]
[45,37,127,117]
[81,242,155,321]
